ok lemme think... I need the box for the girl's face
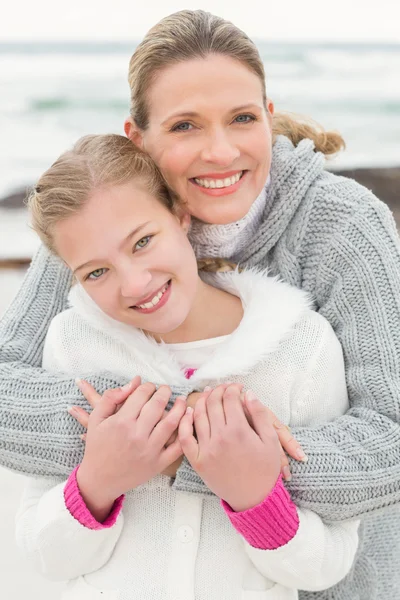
[126,54,273,225]
[53,180,200,339]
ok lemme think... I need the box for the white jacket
[15,269,359,600]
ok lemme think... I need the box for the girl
[16,133,358,600]
[2,9,400,599]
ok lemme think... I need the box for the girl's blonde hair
[28,133,233,275]
[28,134,177,254]
[128,9,345,156]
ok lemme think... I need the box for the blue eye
[172,122,193,132]
[86,268,107,281]
[135,235,152,250]
[234,114,256,124]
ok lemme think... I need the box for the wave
[30,97,129,112]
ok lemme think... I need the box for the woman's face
[126,55,273,225]
[53,180,200,340]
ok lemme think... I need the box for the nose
[119,264,153,300]
[200,129,240,166]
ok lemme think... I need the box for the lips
[131,280,172,314]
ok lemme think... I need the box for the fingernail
[75,378,84,390]
[186,406,193,414]
[283,466,292,481]
[203,386,211,392]
[121,381,133,392]
[296,449,308,462]
[68,406,79,416]
[246,390,257,402]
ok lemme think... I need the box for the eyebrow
[73,222,151,275]
[162,103,262,125]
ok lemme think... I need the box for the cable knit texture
[221,475,300,549]
[2,135,400,598]
[64,466,124,530]
[189,175,269,261]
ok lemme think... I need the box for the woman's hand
[178,384,282,512]
[75,381,186,521]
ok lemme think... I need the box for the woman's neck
[152,278,243,344]
[189,176,270,262]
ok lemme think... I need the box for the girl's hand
[70,377,180,446]
[241,392,307,481]
[179,384,282,512]
[76,382,187,520]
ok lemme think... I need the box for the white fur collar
[68,269,311,387]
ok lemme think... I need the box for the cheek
[156,146,194,187]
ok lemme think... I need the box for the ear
[266,99,274,116]
[177,210,191,233]
[124,117,144,149]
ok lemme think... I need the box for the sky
[1,0,400,43]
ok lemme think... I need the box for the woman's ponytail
[272,111,345,156]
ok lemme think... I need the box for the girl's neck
[151,278,243,345]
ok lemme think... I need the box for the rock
[0,188,30,209]
[330,166,400,224]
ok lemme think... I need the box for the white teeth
[194,171,242,189]
[137,283,168,309]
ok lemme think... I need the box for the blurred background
[0,0,399,598]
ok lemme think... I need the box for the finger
[223,385,248,426]
[68,406,90,429]
[136,385,172,436]
[159,437,184,471]
[244,391,276,441]
[92,387,135,424]
[117,381,158,420]
[280,448,292,481]
[80,433,87,442]
[178,406,198,464]
[75,379,102,408]
[206,386,226,435]
[150,396,186,447]
[76,376,141,410]
[274,423,308,462]
[194,393,211,445]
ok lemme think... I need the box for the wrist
[222,475,299,550]
[76,463,118,522]
[225,476,279,513]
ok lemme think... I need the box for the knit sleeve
[286,196,400,521]
[0,245,188,478]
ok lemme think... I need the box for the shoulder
[292,310,343,358]
[273,309,344,377]
[297,169,396,251]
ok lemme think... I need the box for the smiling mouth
[191,170,246,189]
[132,280,171,310]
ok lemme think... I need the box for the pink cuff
[64,466,124,530]
[221,475,299,549]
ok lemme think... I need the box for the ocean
[1,40,400,199]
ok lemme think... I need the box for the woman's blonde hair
[128,9,344,156]
[28,134,177,254]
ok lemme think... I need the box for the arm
[15,470,124,581]
[285,197,400,521]
[222,314,359,591]
[0,245,188,477]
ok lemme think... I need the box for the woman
[1,10,399,600]
[16,133,358,599]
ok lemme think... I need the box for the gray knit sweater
[1,136,399,599]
